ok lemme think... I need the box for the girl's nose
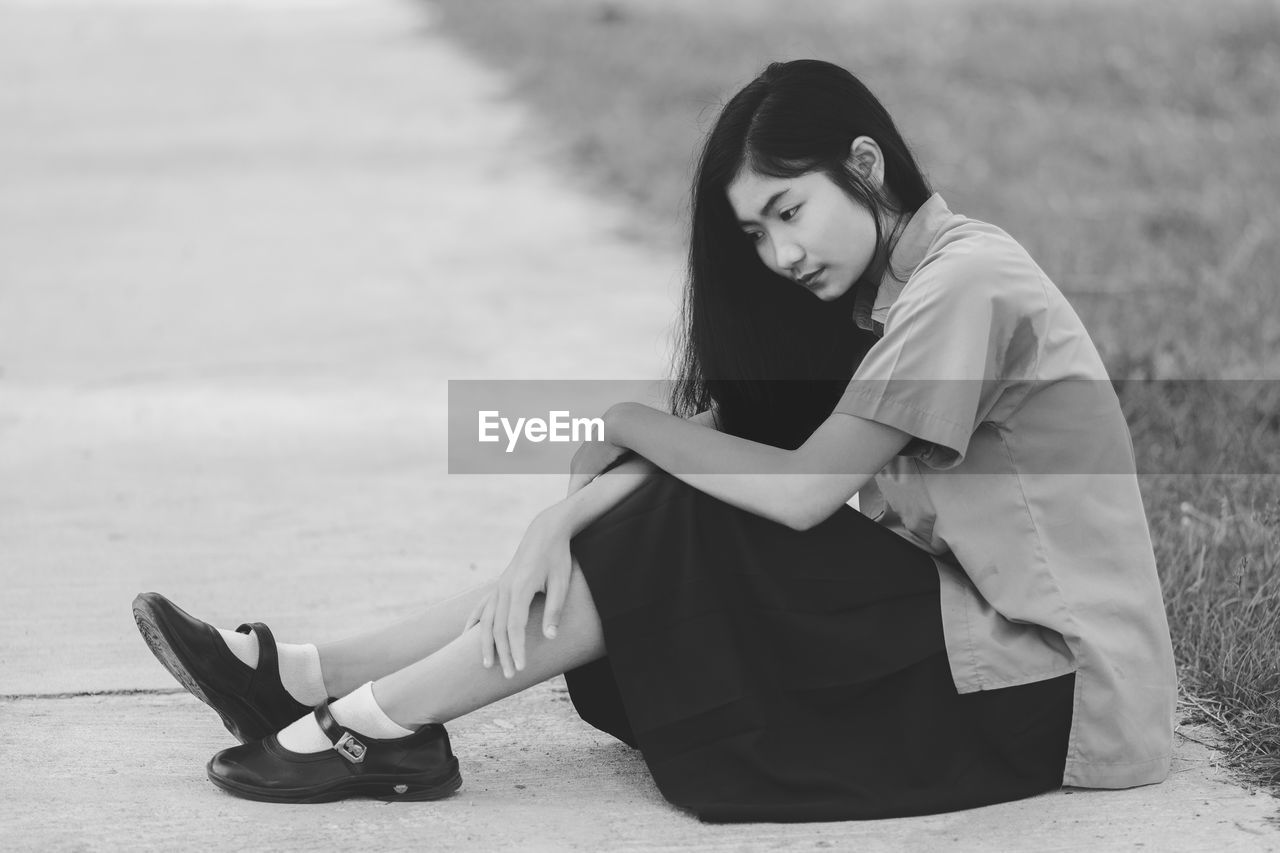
[774,240,804,271]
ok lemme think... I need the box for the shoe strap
[235,622,279,675]
[313,700,368,764]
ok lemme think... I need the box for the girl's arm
[554,405,718,535]
[603,402,910,531]
[471,407,720,676]
[550,454,658,536]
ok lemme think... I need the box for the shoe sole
[132,594,269,744]
[206,761,464,804]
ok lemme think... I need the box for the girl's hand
[461,509,573,678]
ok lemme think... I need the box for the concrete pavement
[0,0,1275,849]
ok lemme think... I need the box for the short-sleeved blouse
[833,193,1177,789]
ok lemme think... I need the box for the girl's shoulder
[891,212,1062,328]
[920,216,1045,291]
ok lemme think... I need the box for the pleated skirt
[563,471,1075,823]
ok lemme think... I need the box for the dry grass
[1158,478,1280,788]
[430,0,1280,791]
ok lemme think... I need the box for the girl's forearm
[541,407,719,539]
[543,455,659,538]
[538,406,720,539]
[600,402,909,531]
[603,402,809,528]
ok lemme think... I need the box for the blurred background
[439,0,1280,379]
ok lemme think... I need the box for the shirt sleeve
[832,252,1031,470]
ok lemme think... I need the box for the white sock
[217,627,328,706]
[276,681,415,754]
[217,627,259,667]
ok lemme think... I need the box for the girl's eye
[779,205,801,222]
[746,231,764,244]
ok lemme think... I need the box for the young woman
[132,59,1177,821]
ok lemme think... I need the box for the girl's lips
[797,267,824,288]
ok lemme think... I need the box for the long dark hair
[669,59,931,449]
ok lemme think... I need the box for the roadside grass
[432,0,1280,791]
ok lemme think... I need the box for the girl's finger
[507,586,530,672]
[542,567,569,640]
[477,597,496,668]
[493,585,515,678]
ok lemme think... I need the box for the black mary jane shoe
[206,699,463,803]
[131,591,311,743]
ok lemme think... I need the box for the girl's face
[726,138,884,302]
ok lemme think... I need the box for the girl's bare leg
[374,556,606,726]
[316,581,496,698]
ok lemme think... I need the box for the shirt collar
[853,192,952,335]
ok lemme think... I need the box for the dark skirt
[564,471,1074,823]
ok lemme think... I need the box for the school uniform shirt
[835,193,1178,789]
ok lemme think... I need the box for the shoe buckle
[334,732,367,764]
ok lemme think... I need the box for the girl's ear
[847,136,885,187]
